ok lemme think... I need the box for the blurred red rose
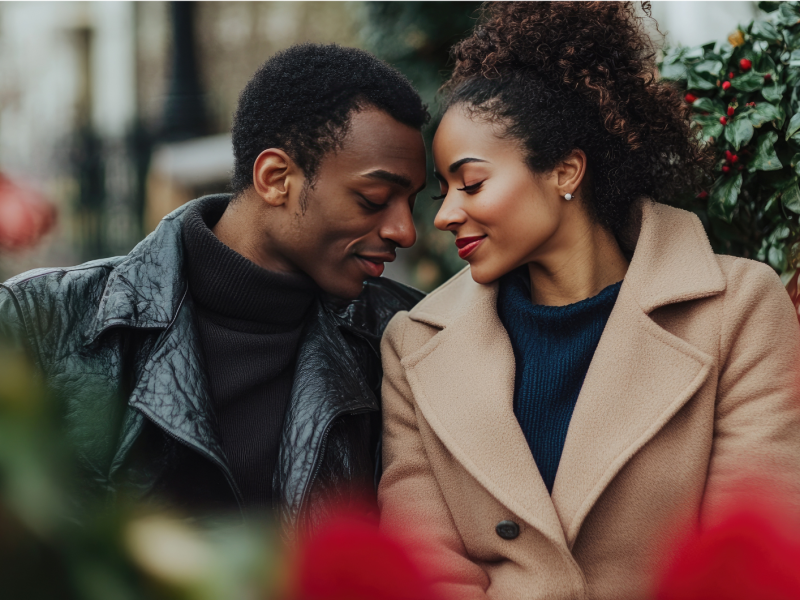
[656,498,800,600]
[286,512,446,600]
[0,174,56,251]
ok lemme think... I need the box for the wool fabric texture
[182,196,317,509]
[498,272,621,493]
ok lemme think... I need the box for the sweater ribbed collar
[181,196,317,330]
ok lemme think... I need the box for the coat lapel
[551,201,725,546]
[403,277,568,551]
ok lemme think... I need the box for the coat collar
[403,201,724,550]
[84,196,206,343]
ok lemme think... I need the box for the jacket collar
[402,201,724,552]
[84,197,207,343]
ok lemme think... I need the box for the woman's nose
[433,194,467,232]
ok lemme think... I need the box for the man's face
[275,108,427,299]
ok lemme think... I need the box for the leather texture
[0,194,424,530]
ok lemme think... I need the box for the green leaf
[709,173,743,222]
[790,49,800,67]
[659,61,686,80]
[692,97,723,115]
[725,116,754,149]
[778,1,800,26]
[762,83,786,103]
[758,0,780,13]
[782,181,800,213]
[791,153,800,176]
[751,20,781,42]
[768,244,788,271]
[694,115,724,140]
[694,60,723,76]
[687,69,717,91]
[750,102,782,127]
[754,131,783,170]
[787,112,800,139]
[683,46,705,61]
[732,71,766,92]
[757,52,778,74]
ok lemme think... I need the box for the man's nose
[433,194,466,232]
[380,201,417,249]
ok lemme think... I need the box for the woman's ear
[252,148,300,207]
[555,149,587,198]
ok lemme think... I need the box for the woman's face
[432,107,568,285]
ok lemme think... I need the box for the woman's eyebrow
[449,157,487,173]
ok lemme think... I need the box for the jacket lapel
[85,196,240,501]
[551,201,725,546]
[403,278,568,551]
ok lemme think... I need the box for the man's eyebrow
[449,157,487,173]
[364,169,413,189]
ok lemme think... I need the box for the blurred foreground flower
[656,497,800,600]
[287,512,445,600]
[0,173,56,251]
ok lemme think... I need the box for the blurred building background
[0,1,762,289]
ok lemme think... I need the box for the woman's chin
[467,262,504,286]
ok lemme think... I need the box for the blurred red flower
[286,512,446,600]
[0,174,56,251]
[656,499,800,600]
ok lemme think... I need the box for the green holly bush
[660,1,800,277]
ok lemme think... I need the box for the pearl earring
[564,193,573,201]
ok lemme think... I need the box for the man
[0,44,428,531]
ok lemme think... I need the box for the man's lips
[355,253,395,277]
[455,235,486,259]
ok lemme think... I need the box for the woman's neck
[526,210,629,307]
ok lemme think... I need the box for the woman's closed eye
[457,181,484,194]
[432,180,485,201]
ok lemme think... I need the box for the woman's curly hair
[442,1,712,239]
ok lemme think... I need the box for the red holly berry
[740,58,753,71]
[727,106,735,116]
[725,150,734,161]
[729,72,735,79]
[685,93,698,103]
[731,154,739,163]
[720,116,728,125]
[697,191,709,200]
[764,73,772,82]
[722,165,731,173]
[722,81,732,91]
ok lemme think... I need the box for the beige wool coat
[378,201,800,600]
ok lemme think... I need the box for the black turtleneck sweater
[182,197,317,509]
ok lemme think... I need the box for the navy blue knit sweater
[497,270,622,494]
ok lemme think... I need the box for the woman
[378,3,800,599]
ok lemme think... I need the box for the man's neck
[212,194,298,274]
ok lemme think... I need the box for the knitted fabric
[497,270,621,493]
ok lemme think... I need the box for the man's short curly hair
[230,43,429,195]
[442,1,713,240]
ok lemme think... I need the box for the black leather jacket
[0,195,423,532]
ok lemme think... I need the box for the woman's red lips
[455,235,486,259]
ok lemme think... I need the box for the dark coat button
[496,520,520,540]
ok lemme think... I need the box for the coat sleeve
[701,258,800,525]
[378,314,491,600]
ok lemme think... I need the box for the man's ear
[555,149,587,198]
[252,148,300,207]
